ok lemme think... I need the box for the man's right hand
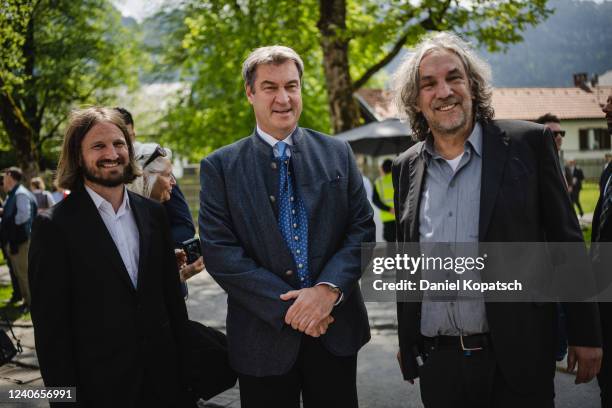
[304,315,334,338]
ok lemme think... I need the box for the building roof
[357,86,612,121]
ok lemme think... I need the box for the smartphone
[181,237,202,264]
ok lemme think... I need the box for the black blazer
[392,120,602,392]
[28,185,190,407]
[592,163,612,243]
[592,163,612,376]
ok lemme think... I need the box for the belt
[423,334,490,354]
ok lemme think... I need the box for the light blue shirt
[419,123,489,337]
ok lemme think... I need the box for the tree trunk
[0,12,40,182]
[0,93,40,182]
[318,0,361,134]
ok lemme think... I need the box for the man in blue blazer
[199,45,375,407]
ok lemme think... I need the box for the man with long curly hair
[392,32,602,407]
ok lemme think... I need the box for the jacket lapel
[407,144,426,242]
[247,132,295,264]
[287,128,315,226]
[479,122,510,240]
[128,191,151,293]
[72,186,137,294]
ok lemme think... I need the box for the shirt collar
[423,122,483,159]
[256,125,296,147]
[85,184,131,216]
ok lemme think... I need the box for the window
[579,128,611,151]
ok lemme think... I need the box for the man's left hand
[567,346,602,384]
[280,285,339,333]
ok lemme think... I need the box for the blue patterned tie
[276,141,311,288]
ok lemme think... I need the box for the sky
[112,0,171,22]
[113,0,611,22]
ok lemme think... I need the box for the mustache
[96,158,125,166]
[433,97,460,109]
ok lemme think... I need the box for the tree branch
[352,30,410,90]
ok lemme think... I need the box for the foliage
[147,1,329,159]
[0,0,141,172]
[146,0,551,159]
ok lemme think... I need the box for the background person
[566,159,585,218]
[535,113,567,183]
[372,159,396,242]
[50,179,68,203]
[0,167,37,310]
[29,176,55,213]
[128,144,204,282]
[592,93,612,407]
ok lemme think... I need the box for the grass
[579,182,600,215]
[0,283,30,322]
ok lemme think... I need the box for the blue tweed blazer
[199,127,374,376]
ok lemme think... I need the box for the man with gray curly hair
[392,31,602,406]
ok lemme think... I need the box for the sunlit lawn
[580,182,600,215]
[0,252,29,321]
[577,182,600,243]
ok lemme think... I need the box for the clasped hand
[280,285,339,337]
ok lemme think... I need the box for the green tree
[155,0,551,159]
[0,0,139,179]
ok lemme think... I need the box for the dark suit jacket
[163,183,196,244]
[392,120,602,393]
[592,163,612,376]
[593,163,612,243]
[199,127,374,377]
[28,185,190,407]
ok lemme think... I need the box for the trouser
[571,189,583,216]
[5,241,30,306]
[556,303,568,361]
[599,373,612,408]
[1,246,22,301]
[238,336,358,408]
[383,221,396,243]
[418,343,554,408]
[599,325,612,408]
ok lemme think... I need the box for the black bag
[182,320,237,401]
[0,312,22,366]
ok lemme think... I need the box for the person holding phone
[128,143,204,282]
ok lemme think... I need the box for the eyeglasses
[552,130,566,138]
[142,145,167,169]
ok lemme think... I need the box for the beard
[428,98,472,136]
[83,159,130,188]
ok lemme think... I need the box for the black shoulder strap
[1,311,22,354]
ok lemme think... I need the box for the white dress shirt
[85,185,140,288]
[257,125,295,158]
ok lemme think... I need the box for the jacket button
[271,162,277,170]
[285,270,293,276]
[269,195,276,203]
